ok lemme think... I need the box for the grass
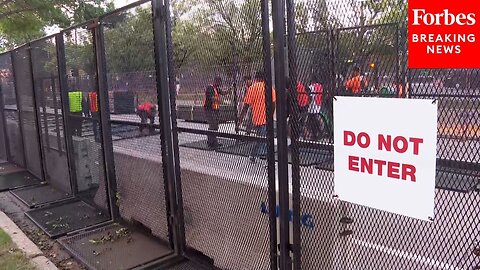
[0,228,35,270]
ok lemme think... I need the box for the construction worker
[238,71,276,163]
[88,91,101,142]
[136,101,156,133]
[68,90,83,136]
[345,66,368,95]
[305,77,324,141]
[203,76,227,149]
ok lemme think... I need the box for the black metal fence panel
[0,52,24,165]
[287,1,480,269]
[11,47,43,179]
[170,0,278,268]
[30,37,72,194]
[101,1,170,243]
[61,26,111,215]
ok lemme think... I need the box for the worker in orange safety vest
[87,91,101,142]
[203,76,228,149]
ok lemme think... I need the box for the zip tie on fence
[333,96,337,101]
[432,99,437,104]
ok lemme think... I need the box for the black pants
[206,109,219,147]
[306,113,323,140]
[91,112,101,142]
[69,112,83,137]
[138,111,155,132]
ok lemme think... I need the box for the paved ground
[0,192,84,270]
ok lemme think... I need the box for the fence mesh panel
[171,0,275,268]
[11,47,43,179]
[102,2,170,243]
[30,37,72,194]
[0,52,24,165]
[290,0,480,269]
[62,26,110,213]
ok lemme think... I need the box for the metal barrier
[0,0,478,269]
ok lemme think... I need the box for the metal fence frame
[0,0,478,269]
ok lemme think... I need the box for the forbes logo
[260,202,315,229]
[412,9,476,26]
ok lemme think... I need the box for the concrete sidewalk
[0,211,57,270]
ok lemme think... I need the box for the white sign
[333,97,438,221]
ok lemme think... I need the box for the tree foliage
[0,0,114,50]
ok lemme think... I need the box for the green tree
[103,7,155,73]
[0,0,114,50]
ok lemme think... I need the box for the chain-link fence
[0,0,479,269]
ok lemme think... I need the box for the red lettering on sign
[357,132,370,148]
[387,162,401,179]
[348,156,359,171]
[344,131,355,146]
[409,137,424,155]
[348,156,418,182]
[373,159,386,176]
[377,134,425,155]
[378,134,391,151]
[402,164,417,182]
[360,157,373,174]
[393,136,408,153]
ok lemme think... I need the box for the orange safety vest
[204,85,220,110]
[89,92,98,113]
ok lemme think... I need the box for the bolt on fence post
[93,22,120,221]
[55,33,79,196]
[152,0,186,255]
[272,0,293,268]
[261,0,279,269]
[27,43,47,182]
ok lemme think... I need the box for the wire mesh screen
[335,24,399,97]
[30,38,72,194]
[172,0,275,268]
[289,0,480,269]
[102,2,170,243]
[0,52,24,165]
[11,47,43,179]
[62,27,110,214]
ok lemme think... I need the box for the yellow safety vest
[68,91,83,113]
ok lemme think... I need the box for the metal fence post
[56,34,79,196]
[50,75,64,153]
[285,0,302,269]
[261,0,279,268]
[27,43,47,182]
[152,0,185,254]
[93,22,120,221]
[272,0,292,268]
